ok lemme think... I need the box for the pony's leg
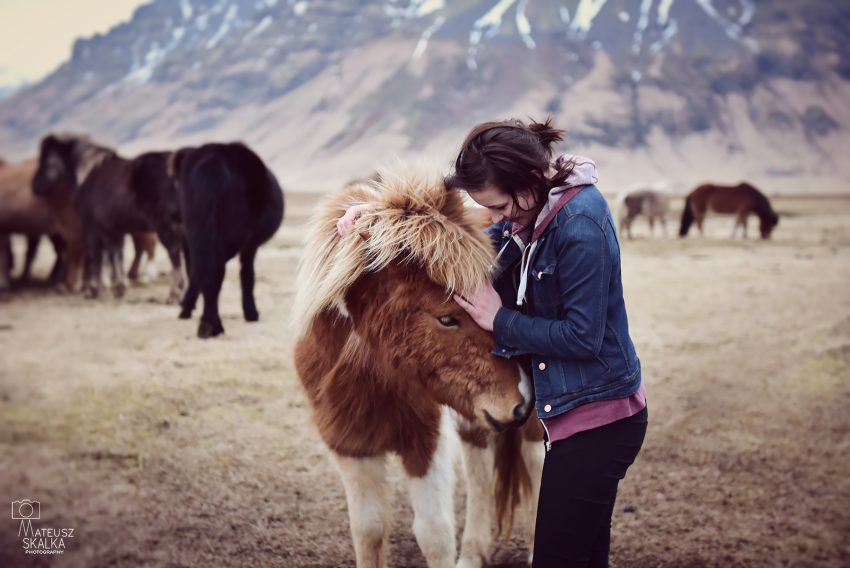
[165,241,186,304]
[648,215,655,237]
[333,454,391,568]
[21,235,40,281]
[178,239,198,317]
[239,246,259,322]
[48,234,66,284]
[0,234,11,291]
[141,232,157,282]
[108,238,127,298]
[521,439,545,567]
[660,215,668,238]
[457,433,496,568]
[128,233,144,282]
[179,280,199,319]
[198,262,225,338]
[406,408,457,568]
[84,233,104,299]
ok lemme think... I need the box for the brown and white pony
[615,185,671,239]
[679,182,779,239]
[293,169,544,567]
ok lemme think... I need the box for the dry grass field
[1,194,848,567]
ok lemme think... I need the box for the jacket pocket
[529,262,560,309]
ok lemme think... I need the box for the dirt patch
[1,195,849,567]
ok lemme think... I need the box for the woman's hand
[453,283,502,332]
[337,204,371,237]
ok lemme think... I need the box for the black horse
[169,142,284,338]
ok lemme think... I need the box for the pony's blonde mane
[291,166,495,336]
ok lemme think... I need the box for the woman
[338,117,647,567]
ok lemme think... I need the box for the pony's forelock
[291,164,495,336]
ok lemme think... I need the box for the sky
[0,0,149,87]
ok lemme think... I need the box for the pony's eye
[437,315,459,328]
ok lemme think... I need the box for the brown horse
[679,182,779,239]
[33,134,185,301]
[0,158,84,291]
[293,169,542,568]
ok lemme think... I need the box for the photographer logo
[11,499,75,556]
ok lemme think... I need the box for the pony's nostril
[512,403,525,422]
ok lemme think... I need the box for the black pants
[532,407,648,568]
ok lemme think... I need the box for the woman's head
[445,116,573,226]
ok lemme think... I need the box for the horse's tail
[494,427,532,540]
[679,195,694,237]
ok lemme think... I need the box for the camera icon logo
[11,500,40,520]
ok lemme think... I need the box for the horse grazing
[615,186,671,239]
[679,182,779,239]
[169,142,284,338]
[33,134,185,300]
[0,158,77,290]
[292,169,543,568]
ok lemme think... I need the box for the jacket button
[537,271,543,279]
[544,404,552,412]
[538,362,546,371]
[503,230,510,237]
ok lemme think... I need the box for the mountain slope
[0,0,848,193]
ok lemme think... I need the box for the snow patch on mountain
[570,0,608,36]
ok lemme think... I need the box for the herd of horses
[1,136,783,566]
[0,133,284,337]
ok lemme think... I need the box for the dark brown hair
[444,116,574,215]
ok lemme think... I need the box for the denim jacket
[489,185,641,419]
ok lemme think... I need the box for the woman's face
[468,183,538,227]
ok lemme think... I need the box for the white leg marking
[333,454,391,568]
[521,436,545,566]
[457,432,495,568]
[407,406,458,568]
[168,256,187,302]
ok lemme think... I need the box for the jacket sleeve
[492,214,611,360]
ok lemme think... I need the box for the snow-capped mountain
[0,0,847,192]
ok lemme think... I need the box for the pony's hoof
[112,283,126,299]
[244,310,259,322]
[84,287,99,299]
[178,309,192,320]
[197,320,224,339]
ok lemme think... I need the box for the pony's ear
[38,134,58,155]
